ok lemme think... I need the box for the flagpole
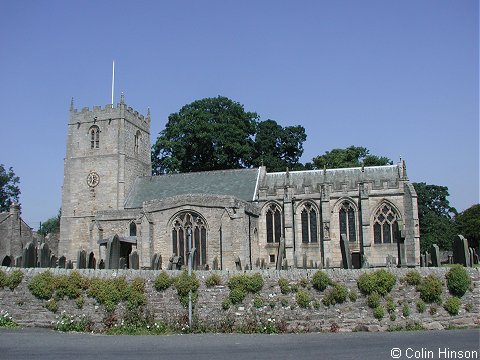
[111,60,115,107]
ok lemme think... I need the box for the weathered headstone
[129,251,139,270]
[39,243,50,268]
[293,256,298,269]
[245,264,250,270]
[340,234,352,269]
[468,248,474,268]
[213,257,219,270]
[235,256,242,271]
[430,244,440,267]
[77,249,87,269]
[171,256,182,270]
[452,235,469,266]
[425,251,431,267]
[58,256,66,269]
[325,257,330,269]
[361,255,370,269]
[260,258,266,270]
[119,257,126,269]
[15,256,22,268]
[66,260,73,269]
[302,253,307,269]
[87,252,96,269]
[420,253,426,267]
[473,249,479,265]
[98,259,105,269]
[154,254,162,270]
[106,235,120,269]
[151,254,159,270]
[50,255,57,268]
[254,258,260,269]
[276,237,285,270]
[22,242,36,268]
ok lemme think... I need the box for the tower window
[89,126,100,149]
[373,204,400,244]
[134,130,141,154]
[339,201,356,242]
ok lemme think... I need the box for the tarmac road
[0,327,478,360]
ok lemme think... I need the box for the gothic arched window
[171,212,207,267]
[300,203,318,243]
[373,204,400,244]
[129,222,137,237]
[266,204,282,243]
[134,130,141,154]
[339,201,356,242]
[89,125,100,149]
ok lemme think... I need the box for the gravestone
[472,249,479,265]
[425,251,431,267]
[98,259,105,269]
[235,256,242,271]
[170,256,182,270]
[302,253,307,269]
[351,252,361,269]
[430,244,440,267]
[129,251,139,270]
[254,258,260,269]
[87,252,96,269]
[58,256,66,269]
[468,248,474,268]
[276,237,285,270]
[340,234,352,269]
[50,255,57,268]
[245,264,250,270]
[22,242,36,268]
[66,260,73,269]
[213,257,219,270]
[119,257,126,269]
[151,254,158,270]
[260,258,266,270]
[447,255,453,264]
[77,249,87,269]
[39,243,50,268]
[154,254,162,270]
[106,235,120,270]
[361,255,370,269]
[452,235,469,266]
[282,258,288,270]
[420,253,425,267]
[15,256,22,268]
[309,260,314,269]
[293,256,298,269]
[325,257,330,269]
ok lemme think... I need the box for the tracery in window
[89,125,100,149]
[171,212,207,267]
[373,204,400,244]
[300,202,318,244]
[266,204,282,243]
[339,201,356,242]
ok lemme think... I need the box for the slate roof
[124,168,260,209]
[263,165,400,189]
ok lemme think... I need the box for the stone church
[58,96,420,270]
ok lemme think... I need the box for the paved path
[0,328,478,360]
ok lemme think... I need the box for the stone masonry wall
[0,267,478,332]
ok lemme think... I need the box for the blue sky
[0,0,478,227]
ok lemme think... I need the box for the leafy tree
[413,183,457,252]
[252,119,306,171]
[454,204,480,250]
[0,164,20,212]
[38,209,61,237]
[152,96,258,174]
[310,146,391,169]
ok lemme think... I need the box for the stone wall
[0,267,478,332]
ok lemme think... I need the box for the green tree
[413,183,457,252]
[152,96,258,174]
[310,146,391,169]
[252,119,306,171]
[454,204,480,250]
[38,209,61,237]
[0,164,20,212]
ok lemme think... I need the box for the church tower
[59,95,151,261]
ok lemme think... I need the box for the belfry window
[339,201,356,242]
[373,204,400,244]
[89,126,100,149]
[266,204,282,243]
[171,212,207,267]
[301,203,318,243]
[134,130,141,154]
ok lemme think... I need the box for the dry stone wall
[0,267,478,332]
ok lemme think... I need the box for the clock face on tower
[87,171,100,187]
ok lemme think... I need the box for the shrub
[357,269,396,296]
[6,270,23,290]
[229,287,246,304]
[296,290,311,308]
[386,296,396,314]
[45,299,58,313]
[402,303,410,317]
[390,313,396,321]
[0,271,6,288]
[75,296,85,309]
[205,273,222,288]
[55,313,92,332]
[228,273,264,294]
[322,283,348,306]
[465,303,474,312]
[0,310,17,328]
[429,305,437,316]
[373,305,385,319]
[444,297,461,316]
[367,292,381,309]
[174,271,200,308]
[281,298,289,307]
[445,265,471,297]
[417,274,443,303]
[416,299,426,313]
[278,278,291,294]
[403,270,422,286]
[253,295,264,308]
[298,277,309,288]
[348,289,358,302]
[312,271,331,291]
[29,271,56,299]
[222,298,232,310]
[55,274,81,299]
[154,271,173,291]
